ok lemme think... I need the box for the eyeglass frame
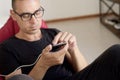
[13,6,44,21]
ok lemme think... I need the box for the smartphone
[50,42,66,52]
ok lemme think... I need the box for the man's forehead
[15,0,41,7]
[15,0,41,12]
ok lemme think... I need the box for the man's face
[11,0,43,34]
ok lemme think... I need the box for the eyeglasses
[13,7,44,21]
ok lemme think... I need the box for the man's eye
[35,10,41,15]
[22,14,30,18]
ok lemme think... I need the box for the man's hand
[52,32,78,52]
[38,44,68,69]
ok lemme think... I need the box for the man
[0,0,87,80]
[1,0,120,80]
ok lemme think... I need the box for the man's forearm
[29,61,49,80]
[68,46,88,72]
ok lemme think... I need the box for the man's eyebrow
[20,8,40,14]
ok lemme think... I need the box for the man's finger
[42,44,52,54]
[52,32,63,45]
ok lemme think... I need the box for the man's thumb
[42,44,52,54]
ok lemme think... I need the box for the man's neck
[15,30,42,42]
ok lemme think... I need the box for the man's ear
[10,10,17,21]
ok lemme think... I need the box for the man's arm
[66,46,88,72]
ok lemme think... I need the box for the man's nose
[29,15,37,24]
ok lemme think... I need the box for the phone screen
[50,42,66,52]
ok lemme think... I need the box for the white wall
[41,0,99,20]
[0,0,11,17]
[0,0,11,28]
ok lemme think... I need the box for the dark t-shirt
[0,28,73,80]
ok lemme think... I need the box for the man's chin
[28,29,40,34]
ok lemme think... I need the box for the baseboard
[46,13,100,23]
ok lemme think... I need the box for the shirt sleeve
[0,44,20,75]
